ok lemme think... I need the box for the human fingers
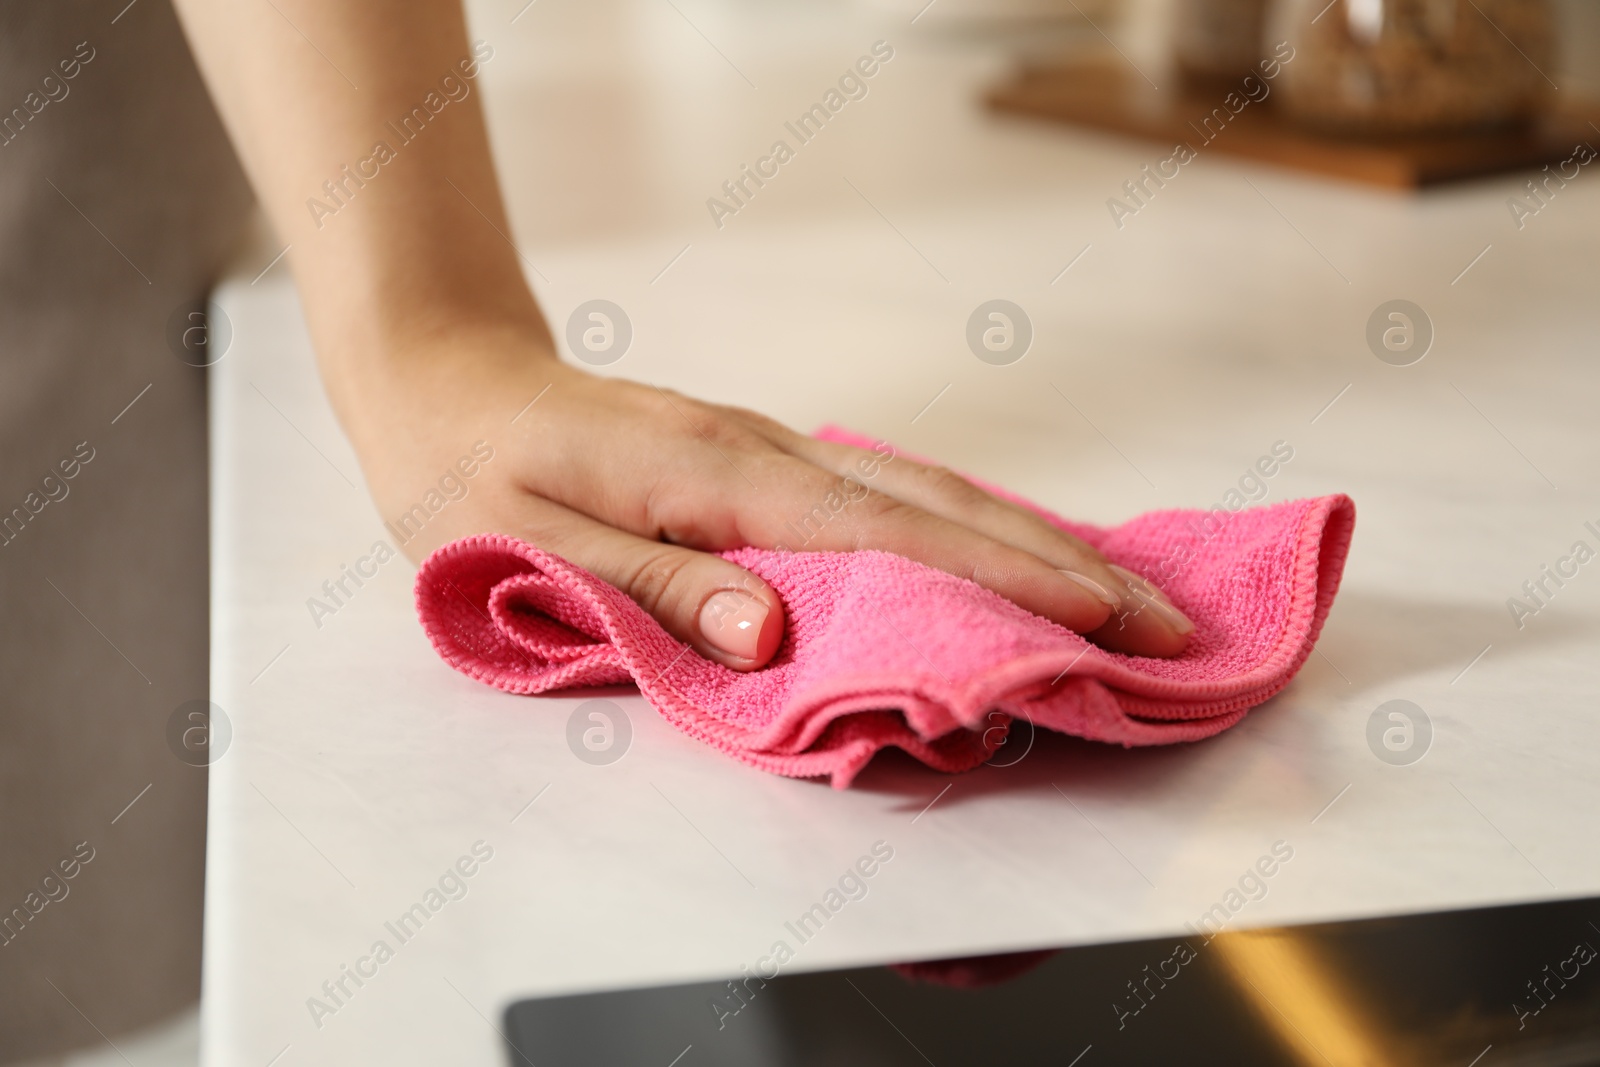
[512,495,785,671]
[726,415,1193,657]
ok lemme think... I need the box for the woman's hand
[171,0,1191,670]
[339,324,1194,671]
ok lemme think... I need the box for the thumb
[523,504,785,671]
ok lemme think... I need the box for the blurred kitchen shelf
[986,61,1600,189]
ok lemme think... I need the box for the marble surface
[202,0,1600,1063]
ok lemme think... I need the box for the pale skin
[171,0,1194,670]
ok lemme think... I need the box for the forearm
[171,1,550,405]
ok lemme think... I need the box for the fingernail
[1108,564,1195,635]
[1058,569,1121,611]
[698,590,770,661]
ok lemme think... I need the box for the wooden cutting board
[986,61,1599,188]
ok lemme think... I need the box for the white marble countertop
[202,1,1600,1063]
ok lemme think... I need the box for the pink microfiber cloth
[414,427,1354,788]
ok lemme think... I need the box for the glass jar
[1174,0,1272,83]
[1270,0,1555,134]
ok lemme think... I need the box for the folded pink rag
[414,428,1355,788]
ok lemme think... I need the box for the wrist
[320,311,566,451]
[309,277,553,363]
